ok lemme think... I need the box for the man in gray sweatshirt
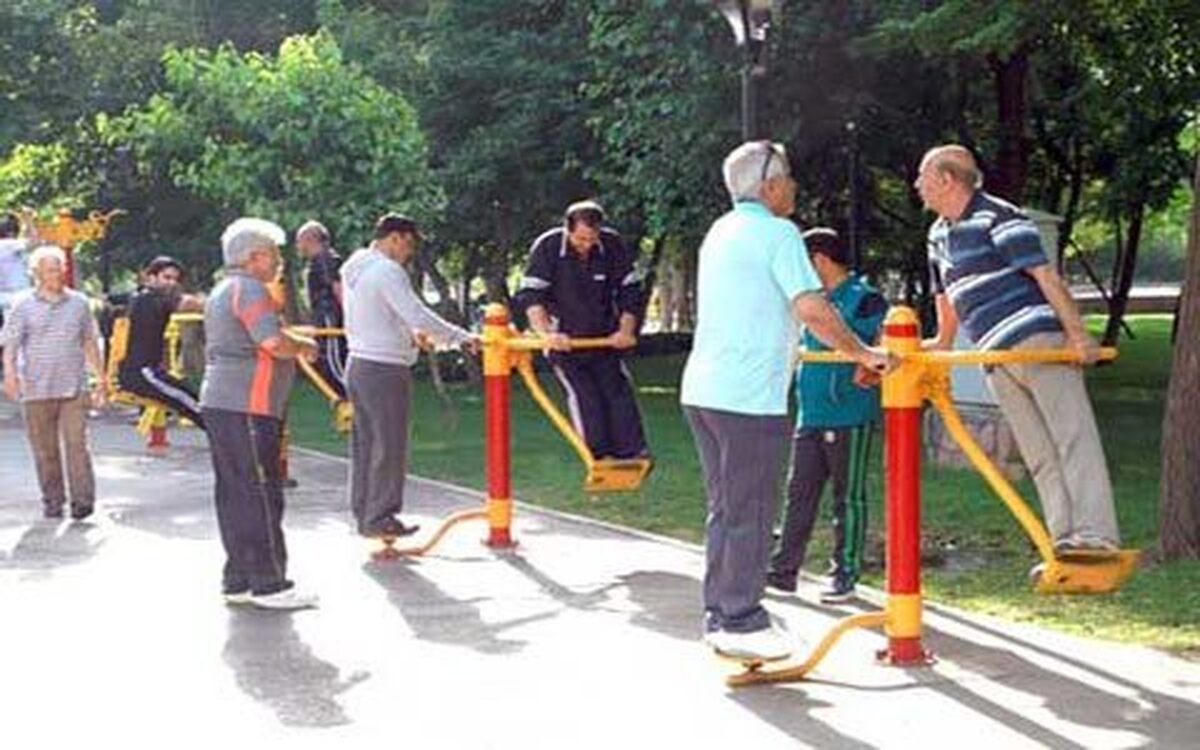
[342,213,479,538]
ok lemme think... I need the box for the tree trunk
[1158,153,1200,560]
[1102,202,1145,346]
[989,50,1029,205]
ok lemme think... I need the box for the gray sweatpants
[986,332,1119,544]
[684,405,790,634]
[347,357,411,534]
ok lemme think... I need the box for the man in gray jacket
[342,214,479,538]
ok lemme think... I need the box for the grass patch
[289,314,1199,654]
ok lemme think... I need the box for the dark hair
[0,212,18,238]
[802,227,850,267]
[143,255,184,277]
[564,200,605,230]
[374,213,421,240]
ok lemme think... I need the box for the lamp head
[713,0,777,46]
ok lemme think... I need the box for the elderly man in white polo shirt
[681,141,892,661]
[1,244,106,520]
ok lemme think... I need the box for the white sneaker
[223,590,254,605]
[249,587,319,611]
[708,626,792,661]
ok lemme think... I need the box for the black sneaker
[70,505,94,521]
[361,517,420,539]
[765,571,798,594]
[819,576,856,604]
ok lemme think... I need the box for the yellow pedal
[1032,550,1140,594]
[334,400,353,433]
[584,458,653,493]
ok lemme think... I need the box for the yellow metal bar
[505,335,615,352]
[796,347,1118,366]
[512,355,596,470]
[928,390,1056,565]
[296,354,342,405]
[169,312,204,325]
[885,593,922,639]
[391,508,489,557]
[726,612,887,687]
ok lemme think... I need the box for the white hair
[27,244,67,272]
[221,217,286,268]
[722,141,790,202]
[296,219,330,246]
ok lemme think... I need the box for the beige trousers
[985,332,1119,544]
[22,395,95,513]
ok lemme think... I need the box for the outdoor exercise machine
[32,208,123,288]
[724,305,1137,688]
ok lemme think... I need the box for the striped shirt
[0,288,99,401]
[199,270,295,419]
[927,191,1062,350]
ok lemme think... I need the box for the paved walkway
[1,402,1197,748]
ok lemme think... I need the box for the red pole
[483,304,515,548]
[880,307,931,665]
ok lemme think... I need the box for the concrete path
[1,402,1197,748]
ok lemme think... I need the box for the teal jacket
[794,275,887,429]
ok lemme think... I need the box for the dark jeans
[550,351,648,459]
[23,395,95,514]
[684,405,790,634]
[203,408,291,596]
[347,357,410,533]
[118,365,205,428]
[770,425,874,585]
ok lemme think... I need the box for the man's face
[296,230,321,259]
[146,267,181,291]
[383,231,417,263]
[914,155,951,215]
[35,258,65,292]
[761,173,797,218]
[567,222,601,254]
[246,245,282,282]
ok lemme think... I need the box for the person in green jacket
[767,227,887,603]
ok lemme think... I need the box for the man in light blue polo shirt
[682,141,891,661]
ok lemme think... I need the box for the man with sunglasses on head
[118,255,207,429]
[514,200,650,465]
[682,141,893,662]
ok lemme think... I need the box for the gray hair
[221,217,286,267]
[27,244,66,272]
[295,219,330,247]
[723,141,790,202]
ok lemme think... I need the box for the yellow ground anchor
[507,336,652,493]
[387,508,490,557]
[725,612,888,687]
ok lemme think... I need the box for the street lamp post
[713,0,779,141]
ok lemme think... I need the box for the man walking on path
[917,144,1120,557]
[341,213,478,539]
[117,255,206,428]
[296,219,347,400]
[1,245,106,520]
[767,228,887,604]
[200,218,319,610]
[515,200,650,462]
[681,141,891,662]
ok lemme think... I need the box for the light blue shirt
[680,201,822,416]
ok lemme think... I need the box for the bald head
[916,144,982,219]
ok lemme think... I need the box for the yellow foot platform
[584,458,653,493]
[1032,550,1141,594]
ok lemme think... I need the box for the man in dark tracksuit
[514,200,649,461]
[117,256,206,428]
[767,228,886,603]
[296,220,347,400]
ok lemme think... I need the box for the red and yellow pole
[880,306,931,665]
[482,304,516,548]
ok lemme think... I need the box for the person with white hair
[0,208,37,364]
[200,217,320,610]
[295,219,347,399]
[1,243,106,520]
[680,141,892,661]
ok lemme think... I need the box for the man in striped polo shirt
[916,144,1120,557]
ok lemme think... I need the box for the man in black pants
[295,219,347,399]
[514,200,649,461]
[117,256,206,428]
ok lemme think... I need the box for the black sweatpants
[769,424,875,585]
[550,351,648,460]
[204,408,291,597]
[118,365,205,429]
[311,306,347,400]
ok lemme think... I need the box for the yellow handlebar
[505,335,616,352]
[796,347,1118,366]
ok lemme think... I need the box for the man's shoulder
[531,227,565,252]
[971,191,1026,223]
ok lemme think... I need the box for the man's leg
[687,406,790,634]
[22,399,67,516]
[591,354,649,459]
[125,366,205,429]
[348,358,411,533]
[833,424,873,585]
[552,356,611,458]
[768,428,829,589]
[59,394,96,517]
[313,308,347,400]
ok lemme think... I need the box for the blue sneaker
[819,576,856,604]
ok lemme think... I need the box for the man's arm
[175,293,206,313]
[1028,264,1099,363]
[2,345,18,401]
[792,291,890,372]
[923,293,958,350]
[83,316,107,405]
[261,329,318,361]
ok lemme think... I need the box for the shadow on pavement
[222,608,367,728]
[616,569,704,642]
[0,520,105,579]
[362,558,552,655]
